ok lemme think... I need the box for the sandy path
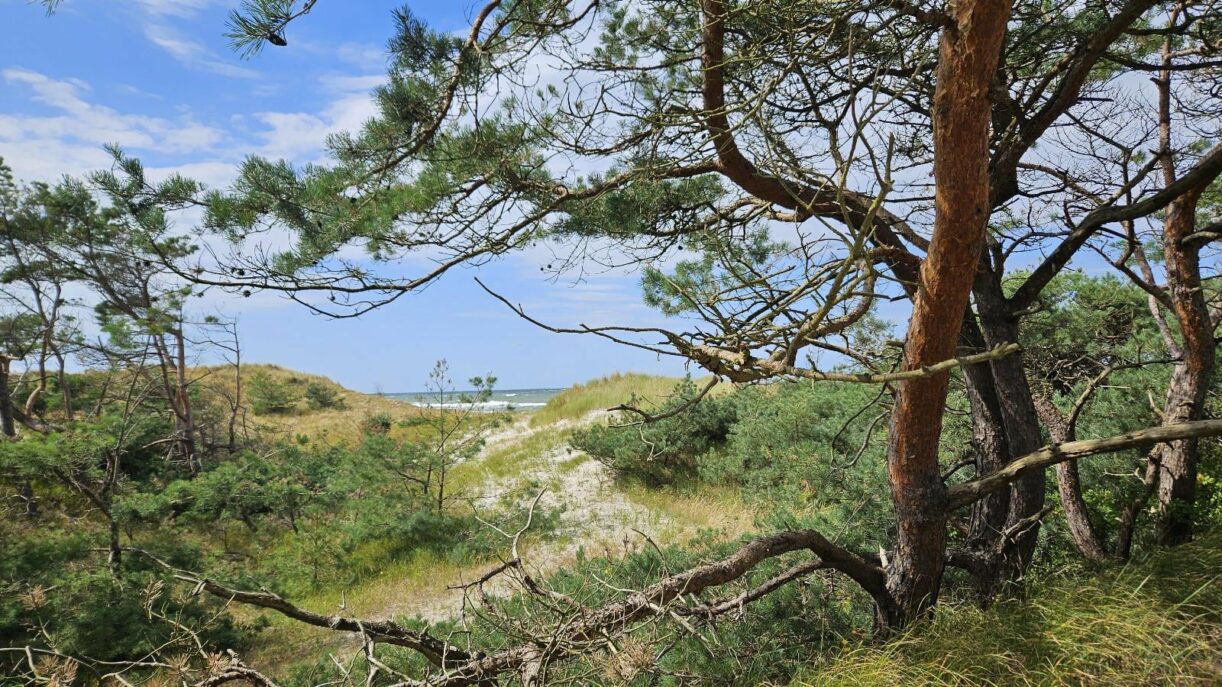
[370,411,672,623]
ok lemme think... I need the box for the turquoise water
[384,387,566,412]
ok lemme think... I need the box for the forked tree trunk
[1155,186,1213,545]
[173,327,199,472]
[972,276,1046,594]
[962,315,1011,551]
[883,0,1012,626]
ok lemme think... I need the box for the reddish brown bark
[884,0,1012,625]
[1155,186,1213,545]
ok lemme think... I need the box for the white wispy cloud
[133,0,220,18]
[0,68,224,179]
[143,24,260,79]
[249,75,380,161]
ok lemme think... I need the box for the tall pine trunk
[1155,187,1213,545]
[884,0,1012,626]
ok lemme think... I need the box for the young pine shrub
[572,378,739,485]
[361,411,394,436]
[304,381,346,410]
[246,371,300,415]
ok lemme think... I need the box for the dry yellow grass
[795,529,1222,686]
[192,363,429,445]
[621,482,757,539]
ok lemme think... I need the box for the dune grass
[530,372,710,427]
[193,363,431,445]
[795,530,1222,687]
[622,481,757,538]
[447,420,571,493]
[240,549,479,670]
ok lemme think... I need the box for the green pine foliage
[247,370,302,414]
[304,381,345,410]
[572,377,740,485]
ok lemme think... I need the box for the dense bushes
[572,378,739,485]
[247,371,301,414]
[117,446,344,532]
[574,379,896,526]
[304,381,346,410]
[0,527,250,671]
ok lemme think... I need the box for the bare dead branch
[124,548,477,669]
[946,420,1222,510]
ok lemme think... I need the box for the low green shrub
[572,378,739,485]
[247,371,301,414]
[304,381,346,410]
[362,411,394,435]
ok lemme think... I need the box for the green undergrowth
[796,529,1222,687]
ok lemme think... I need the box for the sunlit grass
[447,421,570,493]
[189,363,433,446]
[242,550,478,671]
[795,529,1222,687]
[530,372,701,427]
[621,481,757,539]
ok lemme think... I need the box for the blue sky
[0,0,695,391]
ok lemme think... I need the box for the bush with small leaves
[572,378,739,485]
[246,371,300,415]
[304,381,346,410]
[361,411,394,436]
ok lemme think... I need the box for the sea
[384,387,566,412]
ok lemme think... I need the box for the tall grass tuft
[796,529,1222,686]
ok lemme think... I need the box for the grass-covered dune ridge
[529,372,719,426]
[196,363,428,444]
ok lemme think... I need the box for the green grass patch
[447,423,570,493]
[796,530,1222,687]
[530,372,703,427]
[621,481,757,538]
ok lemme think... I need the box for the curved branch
[680,341,1021,384]
[990,0,1160,205]
[609,377,720,423]
[1008,141,1222,312]
[125,548,476,669]
[436,527,885,684]
[700,0,922,293]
